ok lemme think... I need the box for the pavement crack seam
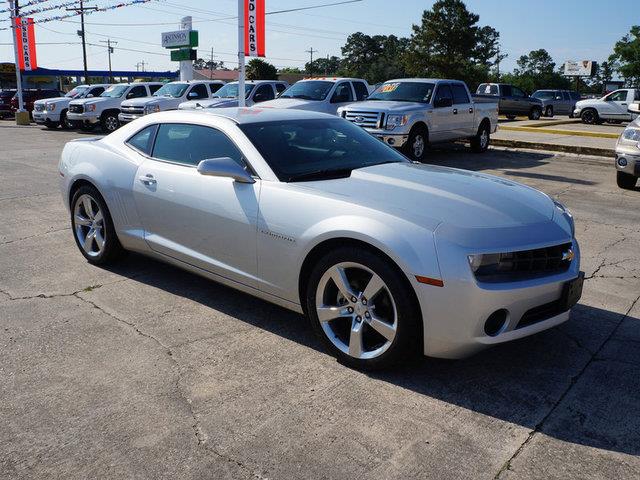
[493,292,640,479]
[0,227,70,246]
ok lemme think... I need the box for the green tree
[193,58,224,70]
[305,56,341,76]
[506,49,570,93]
[246,58,278,80]
[404,0,500,88]
[278,67,303,74]
[340,33,408,83]
[609,25,640,86]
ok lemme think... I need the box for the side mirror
[434,97,453,108]
[628,103,640,114]
[188,91,199,98]
[253,93,266,102]
[86,94,94,98]
[197,157,255,184]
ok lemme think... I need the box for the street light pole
[8,0,25,115]
[237,0,245,107]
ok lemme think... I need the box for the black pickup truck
[476,83,544,120]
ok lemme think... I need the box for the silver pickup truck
[338,78,498,161]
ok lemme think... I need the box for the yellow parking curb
[499,125,620,139]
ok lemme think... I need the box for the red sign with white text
[244,0,265,57]
[13,17,38,71]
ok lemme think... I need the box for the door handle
[621,103,627,106]
[453,108,458,115]
[469,107,474,113]
[139,174,156,185]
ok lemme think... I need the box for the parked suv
[10,89,64,118]
[67,82,163,132]
[32,84,109,129]
[532,89,582,117]
[178,80,289,110]
[476,83,543,120]
[259,77,372,115]
[118,80,225,124]
[0,89,16,118]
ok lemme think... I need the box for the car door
[431,83,456,141]
[559,91,571,114]
[126,85,148,100]
[131,122,261,287]
[601,90,630,120]
[328,81,354,115]
[186,83,209,102]
[451,83,475,137]
[351,81,369,101]
[510,86,529,115]
[251,83,275,105]
[499,85,514,114]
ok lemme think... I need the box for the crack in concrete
[494,292,640,479]
[0,226,70,246]
[555,327,596,356]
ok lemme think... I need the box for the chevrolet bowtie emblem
[562,249,575,262]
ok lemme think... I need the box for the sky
[0,0,637,74]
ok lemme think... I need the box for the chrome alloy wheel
[315,262,398,360]
[104,115,118,132]
[73,194,105,257]
[412,134,425,158]
[479,128,489,150]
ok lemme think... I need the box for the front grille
[34,104,45,112]
[120,105,144,115]
[517,298,566,329]
[69,104,84,114]
[475,242,573,282]
[344,110,383,128]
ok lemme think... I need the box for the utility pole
[67,1,98,84]
[324,54,329,76]
[135,61,146,72]
[237,0,245,107]
[9,0,26,122]
[100,39,117,82]
[306,47,316,77]
[496,45,500,82]
[210,47,215,78]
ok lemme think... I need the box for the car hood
[34,96,67,105]
[575,98,603,108]
[297,162,555,230]
[342,100,427,112]
[120,97,164,107]
[70,97,111,106]
[259,98,322,109]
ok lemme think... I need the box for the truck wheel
[45,120,59,129]
[545,106,554,117]
[528,107,542,120]
[101,112,120,133]
[403,126,428,162]
[60,110,73,130]
[505,115,516,120]
[617,171,638,190]
[581,108,598,124]
[568,106,575,119]
[470,123,490,153]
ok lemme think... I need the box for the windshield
[65,86,88,98]
[212,83,253,99]
[279,81,333,101]
[532,91,555,100]
[100,85,128,98]
[368,82,435,103]
[154,83,189,98]
[239,118,407,182]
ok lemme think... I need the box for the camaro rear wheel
[306,247,420,370]
[71,185,125,265]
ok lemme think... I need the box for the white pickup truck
[178,80,288,110]
[338,78,499,161]
[259,77,372,115]
[574,88,640,124]
[67,82,163,132]
[32,84,110,129]
[118,80,225,124]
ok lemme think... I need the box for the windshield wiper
[286,168,352,182]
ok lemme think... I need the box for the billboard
[13,17,37,71]
[564,60,596,77]
[244,0,265,57]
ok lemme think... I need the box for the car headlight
[86,104,96,112]
[619,127,640,148]
[467,253,501,274]
[144,104,161,114]
[46,103,55,111]
[385,114,409,131]
[554,200,575,237]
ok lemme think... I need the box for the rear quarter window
[126,125,158,156]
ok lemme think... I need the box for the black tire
[545,106,554,117]
[402,125,428,162]
[80,123,95,132]
[101,112,120,133]
[581,108,598,125]
[617,171,638,190]
[305,246,421,370]
[568,106,575,119]
[505,114,517,120]
[470,122,490,153]
[45,121,59,130]
[528,107,542,120]
[70,185,126,265]
[60,110,73,130]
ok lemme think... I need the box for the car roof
[383,78,462,84]
[300,77,366,83]
[160,107,337,124]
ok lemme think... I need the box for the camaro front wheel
[306,247,420,370]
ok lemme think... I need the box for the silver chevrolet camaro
[59,108,583,369]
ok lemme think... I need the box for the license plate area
[561,272,584,311]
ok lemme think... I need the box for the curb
[491,138,615,158]
[499,125,619,139]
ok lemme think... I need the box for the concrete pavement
[1,124,639,479]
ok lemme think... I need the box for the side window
[126,125,158,156]
[152,123,244,167]
[149,84,163,94]
[89,87,105,97]
[635,90,640,101]
[451,84,470,104]
[562,92,570,100]
[331,82,354,103]
[127,85,147,99]
[275,83,287,94]
[501,85,512,97]
[512,87,526,98]
[607,90,628,102]
[208,83,223,95]
[571,92,581,101]
[188,84,209,100]
[352,81,369,101]
[253,84,275,102]
[434,84,453,107]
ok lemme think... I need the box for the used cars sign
[161,30,198,49]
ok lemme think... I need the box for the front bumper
[615,145,640,176]
[32,110,61,124]
[416,223,581,359]
[118,112,144,123]
[573,107,582,117]
[364,128,409,148]
[67,112,100,124]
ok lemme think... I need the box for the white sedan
[59,108,583,369]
